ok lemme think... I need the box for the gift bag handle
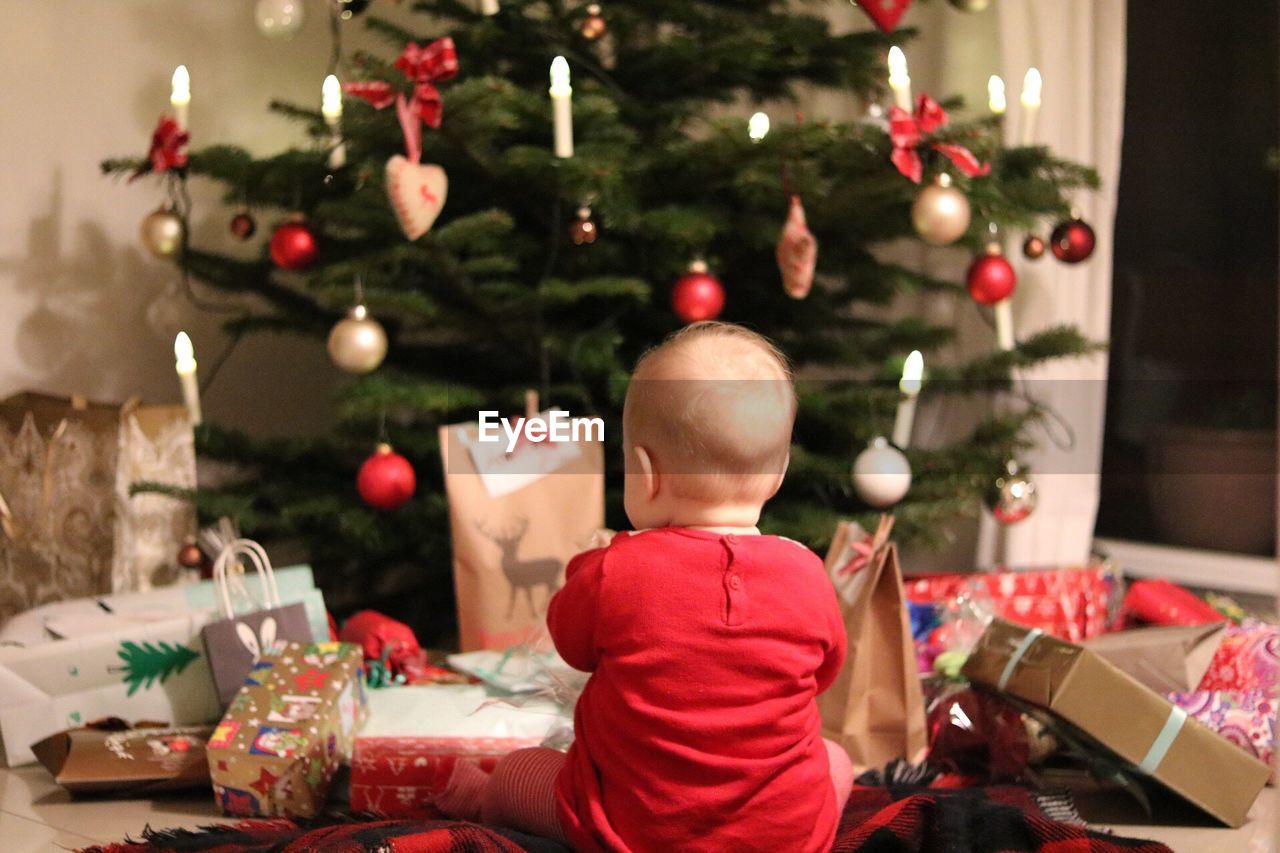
[212,539,281,618]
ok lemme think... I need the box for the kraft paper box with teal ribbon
[963,618,1269,828]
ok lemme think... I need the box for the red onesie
[548,527,847,852]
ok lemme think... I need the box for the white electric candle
[891,350,924,448]
[995,300,1015,351]
[1019,67,1041,145]
[322,74,346,169]
[748,111,770,142]
[988,75,1006,116]
[174,332,203,426]
[480,0,498,14]
[549,56,574,158]
[887,46,912,111]
[170,65,191,131]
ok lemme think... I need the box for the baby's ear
[766,452,790,499]
[632,445,659,499]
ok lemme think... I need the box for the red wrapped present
[904,564,1118,644]
[1198,618,1279,693]
[1122,579,1224,627]
[349,684,566,818]
[351,735,545,817]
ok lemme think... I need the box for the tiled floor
[0,764,1274,852]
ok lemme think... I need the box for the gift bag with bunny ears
[201,540,316,705]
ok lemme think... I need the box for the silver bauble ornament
[140,205,184,259]
[911,173,971,246]
[327,304,387,374]
[851,437,912,508]
[946,0,992,12]
[987,460,1037,525]
[255,0,305,37]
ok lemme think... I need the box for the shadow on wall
[0,170,181,403]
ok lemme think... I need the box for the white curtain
[976,1,1128,568]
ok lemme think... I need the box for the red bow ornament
[130,116,189,182]
[889,94,990,185]
[344,36,458,163]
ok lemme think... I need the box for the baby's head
[623,322,796,530]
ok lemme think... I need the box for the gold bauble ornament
[910,173,971,246]
[140,205,184,259]
[946,0,992,12]
[986,460,1038,525]
[327,304,388,374]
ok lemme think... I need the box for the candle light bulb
[174,331,196,373]
[748,111,770,142]
[987,75,1006,115]
[171,65,190,107]
[1020,67,1042,108]
[900,350,924,395]
[887,46,912,110]
[322,73,342,122]
[549,56,572,97]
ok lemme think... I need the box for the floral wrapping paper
[1197,618,1279,693]
[1165,689,1275,780]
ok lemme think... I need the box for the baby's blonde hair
[624,322,796,503]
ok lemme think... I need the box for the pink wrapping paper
[1166,690,1275,780]
[1198,618,1280,693]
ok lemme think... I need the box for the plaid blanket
[82,787,1170,853]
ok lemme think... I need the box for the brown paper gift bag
[819,516,927,769]
[0,393,196,624]
[439,401,604,651]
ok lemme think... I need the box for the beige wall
[1,1,417,436]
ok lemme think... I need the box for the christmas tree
[104,2,1097,642]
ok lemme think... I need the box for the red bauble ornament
[357,443,416,511]
[1021,234,1045,259]
[1050,218,1096,264]
[966,243,1017,305]
[269,217,319,270]
[579,3,606,40]
[230,211,257,240]
[671,260,725,324]
[177,540,203,569]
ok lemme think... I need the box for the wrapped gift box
[905,564,1118,643]
[963,619,1269,827]
[1165,690,1275,778]
[31,721,214,795]
[207,641,366,817]
[1198,618,1279,693]
[350,684,565,817]
[1083,623,1227,693]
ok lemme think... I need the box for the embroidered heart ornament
[385,155,448,240]
[855,0,912,32]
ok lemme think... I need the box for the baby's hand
[587,528,615,550]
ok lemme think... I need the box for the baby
[449,322,850,851]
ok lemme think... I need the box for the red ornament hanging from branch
[357,443,417,511]
[889,95,991,185]
[671,261,725,324]
[854,0,913,32]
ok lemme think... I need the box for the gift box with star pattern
[206,641,366,817]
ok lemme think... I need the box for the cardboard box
[31,722,213,795]
[350,684,564,817]
[963,619,1269,828]
[207,641,367,817]
[1083,623,1226,693]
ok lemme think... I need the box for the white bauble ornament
[327,304,387,374]
[255,0,305,37]
[851,437,912,508]
[911,173,971,246]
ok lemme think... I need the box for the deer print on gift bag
[474,516,563,619]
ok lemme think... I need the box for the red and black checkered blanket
[82,786,1171,853]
